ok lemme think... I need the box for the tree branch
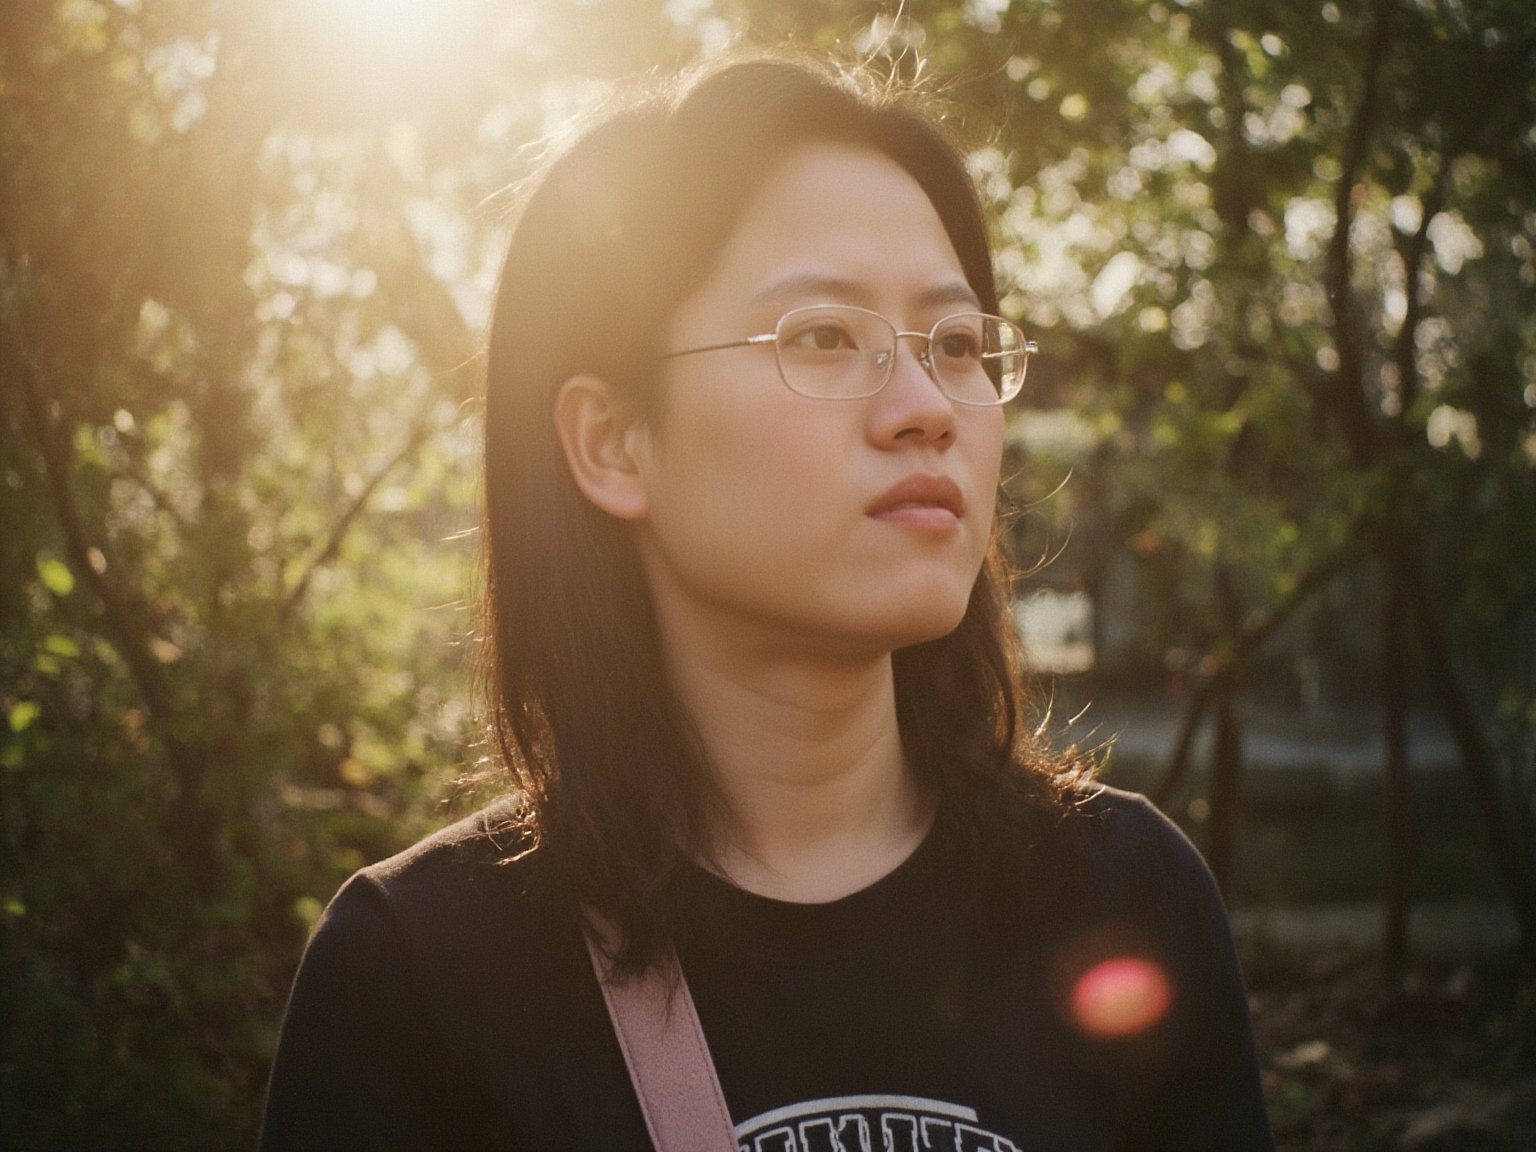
[1399,533,1536,963]
[1151,542,1364,807]
[1324,0,1395,469]
[278,419,438,623]
[1390,168,1449,425]
[10,341,179,731]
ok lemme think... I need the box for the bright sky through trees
[313,0,459,52]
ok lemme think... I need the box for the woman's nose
[869,335,957,446]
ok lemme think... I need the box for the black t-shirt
[259,786,1273,1150]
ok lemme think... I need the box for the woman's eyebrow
[916,282,984,311]
[751,273,868,307]
[751,274,983,312]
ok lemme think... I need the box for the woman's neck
[663,636,932,904]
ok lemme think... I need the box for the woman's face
[628,141,1006,661]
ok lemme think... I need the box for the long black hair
[481,53,1093,971]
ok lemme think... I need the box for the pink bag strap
[582,911,737,1152]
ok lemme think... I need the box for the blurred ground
[1245,945,1534,1151]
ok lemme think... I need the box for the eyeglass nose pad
[876,339,935,387]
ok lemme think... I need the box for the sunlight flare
[314,0,455,52]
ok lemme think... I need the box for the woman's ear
[552,374,651,521]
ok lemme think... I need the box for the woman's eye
[935,330,982,360]
[785,323,857,352]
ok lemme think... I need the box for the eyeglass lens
[773,306,1027,403]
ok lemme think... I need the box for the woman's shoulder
[1060,782,1188,847]
[317,795,563,967]
[363,794,540,889]
[264,798,603,1148]
[1053,781,1188,845]
[1050,783,1225,912]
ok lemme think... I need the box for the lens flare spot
[1070,956,1171,1037]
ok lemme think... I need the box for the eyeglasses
[657,304,1036,405]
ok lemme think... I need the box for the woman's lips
[866,474,966,530]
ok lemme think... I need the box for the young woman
[261,55,1273,1151]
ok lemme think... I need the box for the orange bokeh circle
[1069,956,1172,1038]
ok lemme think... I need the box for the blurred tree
[906,0,1536,962]
[0,0,688,1145]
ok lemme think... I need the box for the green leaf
[43,634,81,659]
[8,701,41,733]
[292,896,324,931]
[36,555,75,597]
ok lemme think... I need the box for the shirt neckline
[675,819,949,968]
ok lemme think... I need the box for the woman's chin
[870,596,973,652]
[891,618,967,651]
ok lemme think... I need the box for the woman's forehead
[688,142,973,313]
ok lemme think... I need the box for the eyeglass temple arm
[656,334,777,361]
[981,340,1039,359]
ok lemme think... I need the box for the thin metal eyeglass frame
[656,304,1038,406]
